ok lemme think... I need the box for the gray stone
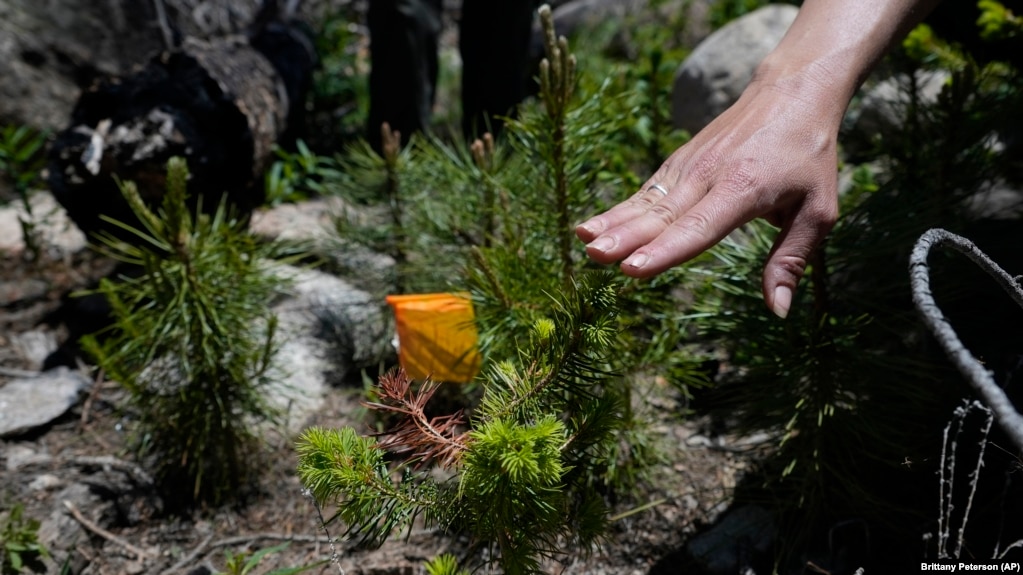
[845,70,950,155]
[0,367,91,437]
[251,197,398,295]
[267,264,392,434]
[964,180,1023,219]
[3,443,53,471]
[36,482,104,573]
[6,329,59,370]
[546,0,651,31]
[685,504,776,574]
[28,473,62,491]
[672,4,798,135]
[0,279,47,307]
[0,190,87,259]
[249,196,343,243]
[0,0,164,131]
[536,0,709,62]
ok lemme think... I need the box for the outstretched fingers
[580,181,759,278]
[575,180,676,245]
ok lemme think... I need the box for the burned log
[47,16,315,242]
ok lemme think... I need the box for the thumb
[762,206,835,319]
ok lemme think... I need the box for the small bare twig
[64,501,155,560]
[955,403,993,559]
[936,403,959,558]
[305,488,346,574]
[160,531,336,575]
[805,561,832,574]
[992,470,1023,559]
[80,368,108,426]
[161,534,214,575]
[999,538,1023,560]
[934,400,995,560]
[910,228,1023,453]
[69,455,155,487]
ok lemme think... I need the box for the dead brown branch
[362,368,469,469]
[63,501,156,561]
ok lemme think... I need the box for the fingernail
[577,220,605,236]
[623,253,649,270]
[587,236,615,254]
[772,285,792,319]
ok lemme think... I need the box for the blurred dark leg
[367,0,443,152]
[459,0,538,140]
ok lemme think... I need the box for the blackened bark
[47,21,314,242]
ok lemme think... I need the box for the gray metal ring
[648,183,669,196]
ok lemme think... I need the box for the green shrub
[0,504,49,575]
[0,124,46,199]
[82,157,291,507]
[0,124,48,259]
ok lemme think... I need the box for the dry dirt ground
[0,244,769,575]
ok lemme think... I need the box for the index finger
[615,185,758,278]
[575,179,680,243]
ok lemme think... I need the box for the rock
[535,0,709,62]
[0,0,164,131]
[544,0,652,33]
[0,278,48,307]
[250,196,344,243]
[672,4,799,135]
[964,180,1023,220]
[0,367,91,437]
[3,443,53,471]
[6,329,59,370]
[843,70,950,157]
[36,482,107,574]
[0,0,312,132]
[28,473,62,491]
[251,197,398,295]
[267,264,393,434]
[0,190,87,259]
[685,504,776,575]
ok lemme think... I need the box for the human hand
[575,0,940,318]
[575,76,842,319]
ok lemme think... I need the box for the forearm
[750,0,940,125]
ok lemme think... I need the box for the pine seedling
[467,4,620,355]
[82,157,289,507]
[298,271,623,573]
[466,5,708,490]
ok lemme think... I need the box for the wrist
[747,52,857,130]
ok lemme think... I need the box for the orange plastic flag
[385,293,482,383]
